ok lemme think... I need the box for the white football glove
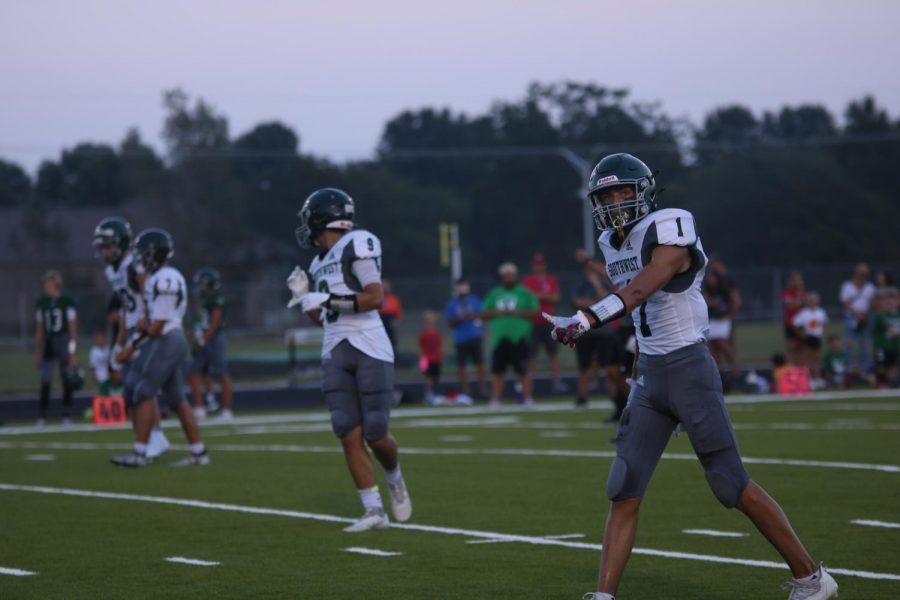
[300,292,330,313]
[542,311,592,347]
[286,267,310,308]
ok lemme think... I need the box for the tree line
[1,83,898,277]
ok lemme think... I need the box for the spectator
[444,277,487,401]
[482,263,539,408]
[571,249,629,420]
[379,279,403,352]
[782,271,806,365]
[89,329,113,396]
[791,291,828,389]
[33,270,79,427]
[702,256,741,388]
[771,353,789,391]
[872,286,900,388]
[875,270,896,297]
[522,253,567,393]
[418,311,444,404]
[839,263,876,374]
[822,334,850,389]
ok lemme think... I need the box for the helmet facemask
[589,178,654,234]
[93,235,122,264]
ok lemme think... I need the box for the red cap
[531,253,546,265]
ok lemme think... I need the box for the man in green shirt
[33,270,78,426]
[188,268,234,420]
[482,262,539,408]
[873,287,900,387]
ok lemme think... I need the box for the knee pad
[330,408,359,439]
[606,456,629,501]
[132,381,157,406]
[700,448,750,508]
[362,396,390,441]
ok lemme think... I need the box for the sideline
[2,389,898,436]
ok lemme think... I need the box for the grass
[0,319,841,395]
[0,393,898,598]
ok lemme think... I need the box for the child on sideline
[418,311,444,405]
[792,291,828,389]
[873,287,900,387]
[822,334,850,388]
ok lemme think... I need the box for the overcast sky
[1,0,898,172]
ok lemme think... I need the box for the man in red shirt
[418,311,443,404]
[523,253,567,393]
[782,271,806,365]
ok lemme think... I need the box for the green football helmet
[587,153,658,232]
[134,228,174,272]
[295,188,355,248]
[193,267,221,293]
[65,367,85,392]
[93,217,133,264]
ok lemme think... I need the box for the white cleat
[146,429,171,459]
[193,406,207,419]
[169,451,211,467]
[110,452,151,468]
[785,563,838,600]
[488,399,502,410]
[582,594,615,600]
[343,507,389,532]
[387,478,412,522]
[204,392,220,412]
[214,409,234,422]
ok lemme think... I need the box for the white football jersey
[144,266,187,335]
[104,252,147,330]
[598,208,709,356]
[308,229,394,363]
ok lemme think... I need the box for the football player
[287,187,412,532]
[93,217,170,458]
[544,154,837,600]
[109,229,208,467]
[33,270,78,426]
[188,267,234,420]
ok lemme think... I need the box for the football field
[1,392,899,599]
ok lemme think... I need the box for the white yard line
[164,556,221,566]
[851,519,900,530]
[683,529,749,538]
[2,441,898,474]
[0,482,897,583]
[23,454,56,461]
[343,547,402,557]
[0,566,37,576]
[3,389,898,436]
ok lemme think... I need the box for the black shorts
[492,339,529,375]
[803,336,822,350]
[785,325,803,341]
[530,322,558,358]
[575,333,624,371]
[424,361,442,379]
[455,338,483,367]
[876,349,899,368]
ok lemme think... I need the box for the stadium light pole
[557,148,595,257]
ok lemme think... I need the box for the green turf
[1,394,898,598]
[0,320,842,394]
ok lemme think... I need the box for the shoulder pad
[649,209,697,247]
[349,230,382,260]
